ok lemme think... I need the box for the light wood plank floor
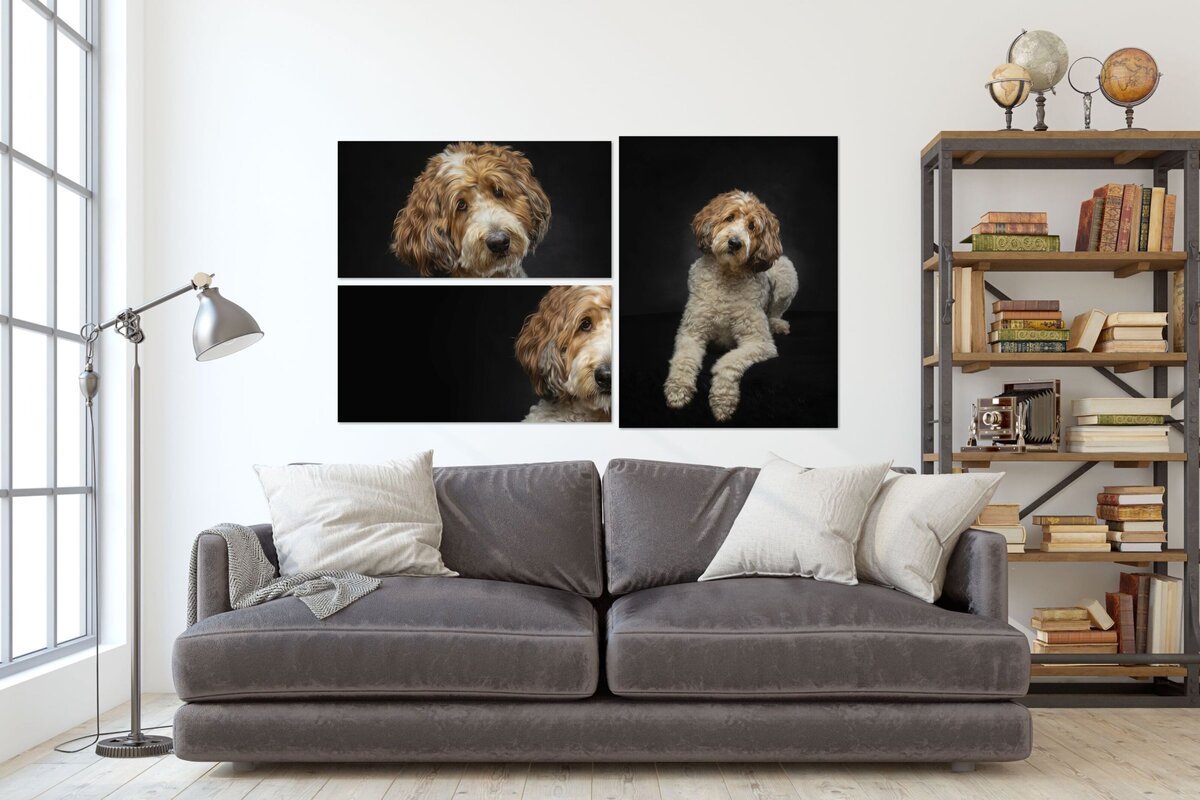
[1,694,1197,799]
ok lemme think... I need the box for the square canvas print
[339,141,611,279]
[339,285,611,423]
[618,136,838,428]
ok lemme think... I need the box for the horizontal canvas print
[339,141,611,279]
[339,285,611,423]
[618,136,838,428]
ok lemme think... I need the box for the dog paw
[664,380,695,409]
[770,318,790,335]
[709,386,740,422]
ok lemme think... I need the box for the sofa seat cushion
[174,577,598,701]
[606,577,1029,700]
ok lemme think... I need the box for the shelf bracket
[1018,461,1097,520]
[1114,150,1145,166]
[962,361,990,374]
[1114,261,1152,279]
[963,150,988,166]
[1114,361,1152,374]
[983,280,1011,302]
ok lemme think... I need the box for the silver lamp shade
[192,287,264,361]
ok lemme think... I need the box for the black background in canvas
[338,141,611,278]
[339,286,551,422]
[618,136,838,428]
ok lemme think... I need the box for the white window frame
[0,0,97,677]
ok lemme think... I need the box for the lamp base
[96,734,173,758]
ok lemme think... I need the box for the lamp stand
[83,272,262,759]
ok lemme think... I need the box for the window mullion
[1,0,13,667]
[45,1,57,650]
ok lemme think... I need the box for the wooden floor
[1,695,1198,799]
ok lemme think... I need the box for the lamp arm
[95,272,214,332]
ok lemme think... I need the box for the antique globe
[1007,29,1069,130]
[985,63,1032,130]
[1099,47,1161,129]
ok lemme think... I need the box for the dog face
[691,190,782,273]
[391,143,552,277]
[515,286,613,413]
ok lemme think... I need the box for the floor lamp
[81,272,263,758]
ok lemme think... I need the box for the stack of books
[1097,311,1168,354]
[963,212,1058,252]
[1097,486,1165,553]
[989,300,1066,353]
[973,504,1026,554]
[1067,397,1173,453]
[1033,514,1109,553]
[1030,604,1117,655]
[1076,184,1177,253]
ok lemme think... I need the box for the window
[1,0,96,675]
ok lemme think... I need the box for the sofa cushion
[606,577,1029,700]
[436,461,604,597]
[174,577,598,701]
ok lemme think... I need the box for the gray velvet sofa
[173,459,1031,765]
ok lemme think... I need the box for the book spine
[1097,504,1164,520]
[993,310,1064,321]
[1116,183,1139,251]
[1088,415,1165,425]
[1038,630,1119,644]
[1088,197,1105,251]
[990,341,1068,353]
[992,300,1060,312]
[1161,194,1177,252]
[988,330,1070,341]
[1099,184,1124,252]
[968,234,1060,252]
[1147,187,1166,253]
[1138,187,1152,251]
[993,319,1066,330]
[980,212,1048,224]
[1033,516,1096,525]
[1075,198,1094,252]
[974,222,1050,235]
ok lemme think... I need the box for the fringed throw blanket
[186,522,381,626]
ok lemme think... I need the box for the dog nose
[485,231,511,255]
[727,237,742,252]
[594,364,612,393]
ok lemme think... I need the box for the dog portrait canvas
[339,285,611,423]
[339,141,611,279]
[618,136,838,428]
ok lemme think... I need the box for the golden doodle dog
[663,190,798,422]
[391,143,551,278]
[516,286,612,422]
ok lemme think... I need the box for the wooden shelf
[924,451,1185,465]
[922,251,1185,275]
[1031,664,1187,678]
[921,131,1200,166]
[1009,549,1185,564]
[923,352,1183,373]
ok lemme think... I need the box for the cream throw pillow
[255,451,456,578]
[699,457,893,585]
[856,472,1003,602]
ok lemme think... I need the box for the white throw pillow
[699,457,893,585]
[856,472,1003,602]
[255,451,456,578]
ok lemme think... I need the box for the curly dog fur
[391,143,551,278]
[663,190,798,422]
[516,285,612,422]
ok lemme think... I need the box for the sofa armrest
[937,529,1008,622]
[193,524,277,623]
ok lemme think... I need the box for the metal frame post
[1184,149,1200,702]
[921,162,934,473]
[937,147,953,474]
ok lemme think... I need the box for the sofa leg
[228,762,257,773]
[949,761,976,773]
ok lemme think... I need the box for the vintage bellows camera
[966,379,1061,452]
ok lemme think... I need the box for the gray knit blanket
[186,523,381,626]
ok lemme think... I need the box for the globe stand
[1098,56,1161,131]
[985,76,1030,132]
[1033,92,1048,131]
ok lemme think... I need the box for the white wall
[132,0,1200,691]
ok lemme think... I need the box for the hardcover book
[1067,309,1106,352]
[1147,187,1166,253]
[1072,398,1172,416]
[1161,194,1177,252]
[975,504,1020,526]
[1040,541,1111,552]
[1078,597,1115,629]
[1104,311,1168,327]
[1120,571,1151,653]
[1097,183,1124,252]
[1035,629,1118,644]
[1098,326,1165,341]
[973,222,1049,235]
[990,342,1068,353]
[1031,618,1092,632]
[1074,415,1165,425]
[1032,515,1096,525]
[993,300,1060,312]
[1107,530,1168,543]
[1096,504,1164,521]
[965,234,1060,252]
[1075,197,1097,252]
[1033,607,1089,621]
[1103,485,1165,494]
[988,329,1070,342]
[992,319,1066,331]
[1115,183,1139,251]
[1088,197,1105,251]
[1105,592,1137,654]
[1096,491,1168,505]
[1107,520,1166,532]
[1137,187,1152,251]
[992,310,1064,322]
[1094,340,1168,353]
[979,211,1047,224]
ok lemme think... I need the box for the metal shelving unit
[920,131,1200,708]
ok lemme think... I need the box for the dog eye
[748,220,756,231]
[493,186,504,199]
[579,317,592,332]
[725,214,734,222]
[456,199,468,212]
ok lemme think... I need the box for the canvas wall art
[338,285,611,423]
[338,141,611,279]
[618,136,838,428]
